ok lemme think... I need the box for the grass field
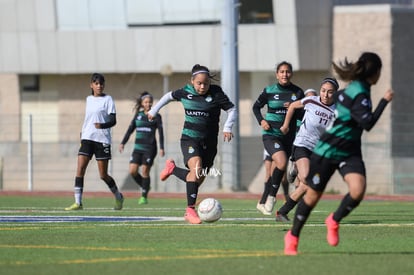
[0,192,413,275]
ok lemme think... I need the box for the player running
[275,77,339,222]
[148,64,237,224]
[119,91,165,205]
[284,52,394,255]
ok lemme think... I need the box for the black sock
[75,177,84,188]
[103,176,119,194]
[186,181,199,207]
[282,178,289,201]
[173,167,189,182]
[333,193,361,222]
[278,196,298,215]
[291,199,313,237]
[269,168,284,197]
[141,177,150,198]
[103,176,116,189]
[259,178,271,204]
[132,173,143,187]
[74,177,84,204]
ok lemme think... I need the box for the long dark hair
[134,91,153,114]
[332,52,382,82]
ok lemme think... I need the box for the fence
[1,113,413,195]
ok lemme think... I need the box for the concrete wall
[0,0,332,73]
[330,5,408,194]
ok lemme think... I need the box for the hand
[383,89,394,102]
[280,125,289,135]
[260,120,270,131]
[147,113,154,121]
[94,123,101,129]
[118,144,124,153]
[159,149,165,157]
[223,132,233,142]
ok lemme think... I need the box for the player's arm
[352,90,393,131]
[280,100,303,134]
[98,113,116,129]
[223,106,237,142]
[148,92,175,120]
[252,89,267,125]
[156,114,165,151]
[118,117,136,153]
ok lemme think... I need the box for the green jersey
[253,82,304,142]
[314,80,389,160]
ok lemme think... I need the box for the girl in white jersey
[275,77,339,222]
[65,73,124,211]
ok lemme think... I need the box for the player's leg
[129,151,142,187]
[326,158,366,246]
[65,140,92,210]
[284,155,335,255]
[139,164,151,204]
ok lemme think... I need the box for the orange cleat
[325,213,340,246]
[160,159,176,181]
[284,230,299,255]
[184,207,202,224]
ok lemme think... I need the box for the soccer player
[275,77,339,222]
[118,91,165,205]
[148,64,237,224]
[286,88,318,185]
[284,52,394,255]
[253,61,305,215]
[65,73,124,211]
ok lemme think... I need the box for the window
[239,0,274,24]
[20,75,40,92]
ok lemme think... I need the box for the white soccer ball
[197,198,223,223]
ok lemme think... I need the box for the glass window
[239,0,274,24]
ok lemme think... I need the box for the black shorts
[78,140,111,160]
[291,146,312,162]
[129,150,156,166]
[306,154,366,192]
[262,135,293,158]
[181,137,217,169]
[263,150,272,161]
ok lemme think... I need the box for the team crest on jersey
[273,94,279,100]
[188,146,195,154]
[291,94,298,101]
[312,173,321,185]
[187,94,193,99]
[274,143,280,149]
[205,95,212,102]
[137,115,142,120]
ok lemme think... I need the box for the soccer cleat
[184,207,202,224]
[287,160,298,184]
[256,203,272,215]
[325,213,340,246]
[65,203,83,211]
[160,159,176,181]
[114,194,124,210]
[275,211,290,222]
[138,197,148,205]
[264,195,276,213]
[284,230,299,255]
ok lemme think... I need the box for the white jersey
[81,94,116,144]
[293,95,335,150]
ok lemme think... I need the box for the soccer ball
[197,198,223,223]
